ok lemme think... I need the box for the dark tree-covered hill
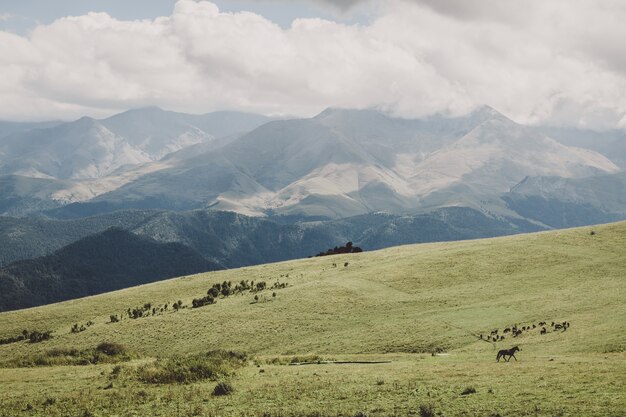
[0,228,220,311]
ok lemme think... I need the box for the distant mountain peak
[72,116,98,127]
[313,107,386,120]
[314,105,511,124]
[125,105,165,113]
[104,106,171,122]
[468,105,513,124]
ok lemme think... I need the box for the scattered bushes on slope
[0,330,29,346]
[0,329,53,345]
[28,330,53,343]
[70,321,94,334]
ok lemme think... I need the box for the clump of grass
[212,381,234,396]
[5,342,132,368]
[42,397,56,407]
[96,341,127,356]
[261,354,329,365]
[289,354,326,364]
[418,404,435,417]
[461,386,477,395]
[136,350,247,384]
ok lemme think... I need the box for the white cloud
[0,0,625,130]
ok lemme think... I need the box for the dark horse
[496,346,521,362]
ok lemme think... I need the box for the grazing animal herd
[477,320,571,362]
[480,320,571,343]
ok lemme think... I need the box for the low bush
[461,386,477,395]
[96,342,128,356]
[28,330,52,343]
[262,354,329,365]
[192,295,215,308]
[5,342,132,368]
[419,404,436,417]
[289,354,325,364]
[0,331,27,346]
[71,323,86,333]
[136,350,247,384]
[212,381,234,396]
[42,398,56,407]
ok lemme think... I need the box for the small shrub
[192,295,215,308]
[109,315,119,323]
[354,412,369,417]
[461,386,477,395]
[28,330,52,343]
[96,342,127,356]
[42,397,56,407]
[71,323,86,334]
[213,381,234,396]
[419,404,435,417]
[376,378,385,385]
[288,354,325,364]
[111,365,123,378]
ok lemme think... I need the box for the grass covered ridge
[0,221,624,416]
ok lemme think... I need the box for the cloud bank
[1,0,626,130]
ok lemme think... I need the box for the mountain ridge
[0,106,624,230]
[0,227,221,312]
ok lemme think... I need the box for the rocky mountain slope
[68,107,618,220]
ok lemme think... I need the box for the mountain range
[1,105,625,310]
[0,107,272,214]
[2,105,622,223]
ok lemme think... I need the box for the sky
[1,0,626,130]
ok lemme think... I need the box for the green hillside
[0,222,625,416]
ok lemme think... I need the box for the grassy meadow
[0,221,625,416]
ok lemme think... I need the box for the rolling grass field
[0,221,625,416]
